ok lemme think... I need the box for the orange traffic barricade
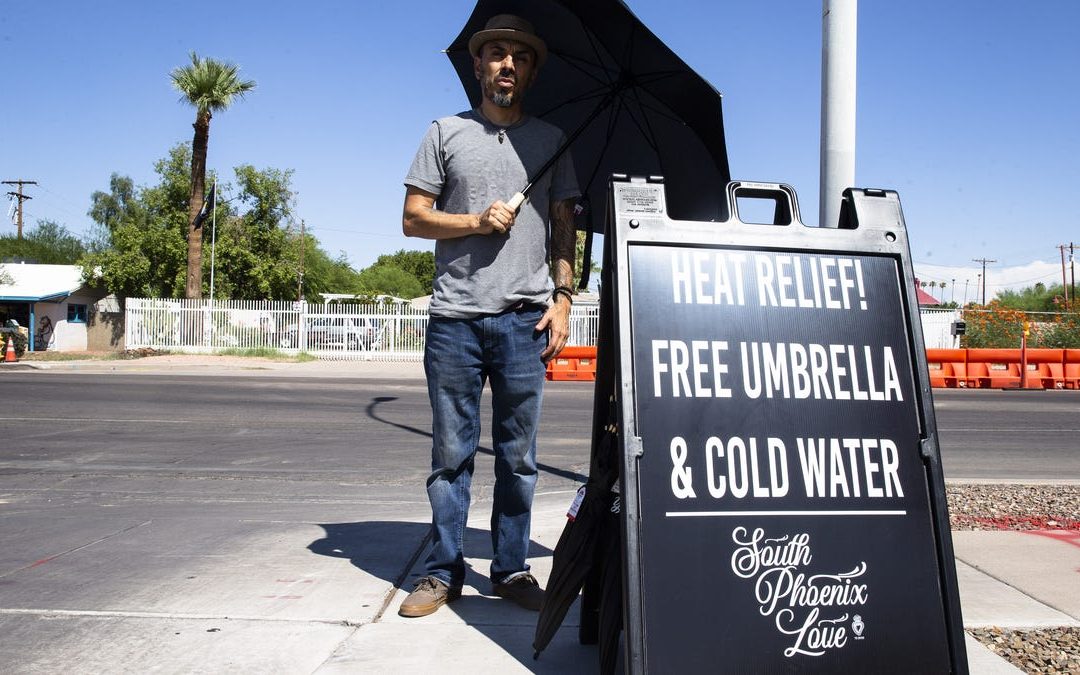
[546,345,597,381]
[1025,348,1065,389]
[925,349,968,388]
[967,348,1022,389]
[1065,349,1080,390]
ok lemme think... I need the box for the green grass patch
[217,347,317,362]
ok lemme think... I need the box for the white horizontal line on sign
[665,510,908,517]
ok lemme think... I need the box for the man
[398,14,579,618]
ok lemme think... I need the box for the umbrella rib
[616,94,661,156]
[532,87,612,120]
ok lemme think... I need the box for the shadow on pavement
[308,520,571,671]
[366,396,588,484]
[308,520,554,588]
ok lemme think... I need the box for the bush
[962,304,1026,348]
[1039,311,1080,348]
[1,330,27,358]
[963,304,1080,348]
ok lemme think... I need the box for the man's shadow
[304,397,594,671]
[308,520,553,592]
[365,395,588,484]
[308,521,590,672]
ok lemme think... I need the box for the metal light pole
[820,0,858,228]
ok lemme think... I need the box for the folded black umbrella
[534,228,624,663]
[447,0,731,287]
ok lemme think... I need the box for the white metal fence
[125,298,601,361]
[126,298,959,357]
[919,308,963,349]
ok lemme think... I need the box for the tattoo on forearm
[551,199,576,288]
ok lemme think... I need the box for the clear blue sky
[4,1,1078,298]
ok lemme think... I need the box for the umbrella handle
[508,192,526,212]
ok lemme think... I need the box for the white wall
[32,297,90,351]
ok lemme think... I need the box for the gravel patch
[968,627,1080,674]
[947,484,1080,531]
[950,484,1080,672]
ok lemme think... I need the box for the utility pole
[3,179,37,240]
[950,278,956,305]
[1070,243,1075,309]
[1059,245,1070,309]
[972,258,995,305]
[297,219,306,301]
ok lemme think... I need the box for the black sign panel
[609,181,965,673]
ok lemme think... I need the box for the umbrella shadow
[366,396,588,484]
[308,520,596,672]
[307,520,554,589]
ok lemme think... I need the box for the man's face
[474,39,537,108]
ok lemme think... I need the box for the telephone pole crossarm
[3,179,38,240]
[971,258,996,306]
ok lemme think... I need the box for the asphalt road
[0,371,1076,672]
[1,373,1077,487]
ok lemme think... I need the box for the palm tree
[170,52,255,299]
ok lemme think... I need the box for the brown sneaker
[493,573,544,611]
[398,576,460,618]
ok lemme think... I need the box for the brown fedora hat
[468,14,548,67]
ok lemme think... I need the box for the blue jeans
[423,305,547,588]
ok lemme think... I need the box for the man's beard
[483,69,525,108]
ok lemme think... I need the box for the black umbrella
[446,0,731,287]
[533,238,626,666]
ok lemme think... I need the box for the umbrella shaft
[520,90,618,200]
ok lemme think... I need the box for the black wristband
[553,286,574,304]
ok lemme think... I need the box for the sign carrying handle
[726,181,803,226]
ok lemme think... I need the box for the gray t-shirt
[405,109,580,318]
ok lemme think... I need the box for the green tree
[302,247,365,300]
[0,220,86,264]
[357,263,425,299]
[170,52,255,299]
[371,250,435,295]
[996,283,1067,312]
[83,144,360,301]
[81,152,191,298]
[208,164,296,300]
[574,230,601,290]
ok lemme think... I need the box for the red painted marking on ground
[1021,529,1080,550]
[29,557,55,568]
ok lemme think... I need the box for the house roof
[914,282,941,306]
[0,263,85,302]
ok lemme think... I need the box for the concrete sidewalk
[6,353,428,379]
[3,354,1077,672]
[3,486,1076,673]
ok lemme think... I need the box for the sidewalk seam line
[0,520,152,580]
[372,528,432,624]
[0,608,357,625]
[955,556,1080,621]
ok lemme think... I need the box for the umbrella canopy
[446,0,731,233]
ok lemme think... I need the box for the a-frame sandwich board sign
[602,177,967,674]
